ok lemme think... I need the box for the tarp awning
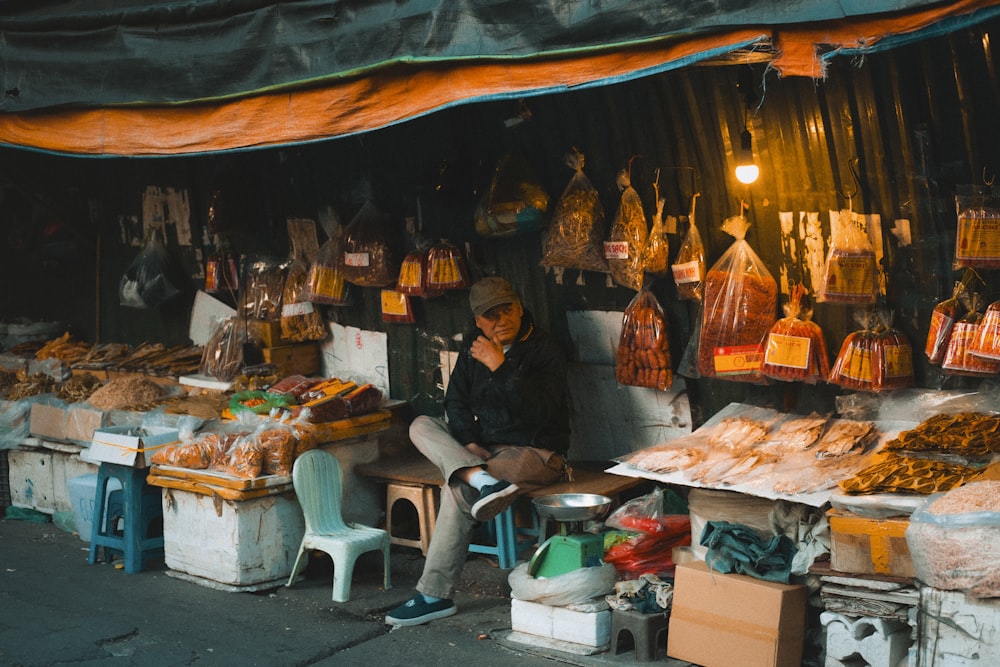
[3,0,1000,156]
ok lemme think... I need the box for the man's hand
[470,334,505,372]
[465,442,492,460]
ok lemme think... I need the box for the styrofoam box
[8,448,54,512]
[162,490,305,586]
[67,473,122,542]
[918,585,1000,665]
[510,598,611,648]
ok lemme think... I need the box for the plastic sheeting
[2,0,1000,155]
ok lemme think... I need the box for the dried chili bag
[671,194,705,301]
[818,212,878,304]
[761,285,830,384]
[697,215,777,383]
[341,200,402,288]
[616,287,672,390]
[474,149,549,238]
[540,148,609,273]
[605,168,648,291]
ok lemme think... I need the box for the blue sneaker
[385,594,456,627]
[470,480,519,522]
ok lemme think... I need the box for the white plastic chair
[286,449,391,602]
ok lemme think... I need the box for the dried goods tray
[149,465,291,490]
[146,473,291,501]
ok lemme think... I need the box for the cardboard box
[29,401,69,442]
[64,404,111,445]
[84,426,180,468]
[828,509,915,578]
[667,560,808,667]
[261,343,320,377]
[247,319,286,348]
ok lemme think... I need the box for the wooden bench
[356,452,645,568]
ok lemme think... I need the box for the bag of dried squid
[540,148,609,273]
[605,166,648,291]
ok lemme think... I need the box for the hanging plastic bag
[942,293,1000,376]
[642,175,670,277]
[396,249,430,296]
[829,311,878,392]
[818,212,879,304]
[540,148,609,273]
[474,149,549,238]
[381,289,416,324]
[307,228,350,305]
[204,237,240,296]
[954,185,1000,269]
[697,213,777,382]
[119,231,183,308]
[341,200,402,287]
[615,287,672,390]
[925,276,972,364]
[970,300,1000,361]
[605,165,648,291]
[426,241,470,291]
[239,256,286,321]
[671,194,705,301]
[198,315,245,381]
[281,221,326,342]
[871,312,915,391]
[761,284,830,384]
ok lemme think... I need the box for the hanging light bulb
[735,128,759,185]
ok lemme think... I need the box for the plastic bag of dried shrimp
[761,284,830,384]
[605,165,648,291]
[906,481,1000,598]
[970,299,1000,361]
[615,287,672,390]
[540,148,609,273]
[697,214,777,383]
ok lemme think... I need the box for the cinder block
[821,611,911,667]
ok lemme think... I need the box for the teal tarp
[0,0,981,113]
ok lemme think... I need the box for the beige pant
[408,415,565,598]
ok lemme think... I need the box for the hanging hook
[836,157,861,202]
[983,166,995,187]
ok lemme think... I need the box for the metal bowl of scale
[531,493,613,523]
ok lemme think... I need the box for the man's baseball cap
[469,277,520,316]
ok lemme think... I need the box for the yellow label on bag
[380,290,409,316]
[764,333,811,369]
[713,344,763,375]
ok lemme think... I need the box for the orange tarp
[0,0,996,156]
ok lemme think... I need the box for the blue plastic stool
[87,462,164,573]
[467,500,541,569]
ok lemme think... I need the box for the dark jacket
[444,310,570,455]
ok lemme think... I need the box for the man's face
[475,300,524,346]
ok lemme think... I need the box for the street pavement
[0,515,689,667]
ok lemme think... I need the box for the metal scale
[528,493,612,578]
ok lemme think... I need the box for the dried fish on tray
[757,413,830,454]
[706,415,776,454]
[813,419,880,458]
[621,445,705,474]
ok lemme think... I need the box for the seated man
[385,277,570,627]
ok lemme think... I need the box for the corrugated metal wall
[3,18,1000,425]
